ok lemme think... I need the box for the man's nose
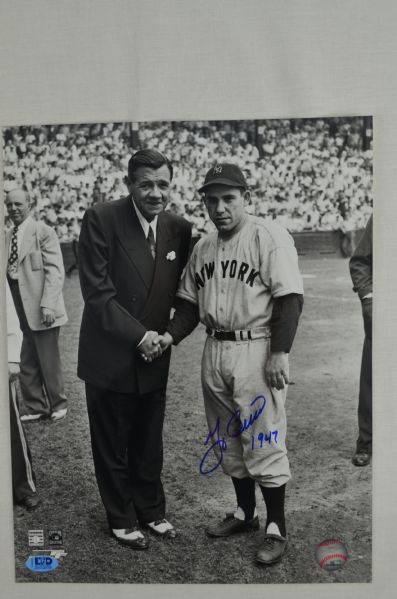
[150,185,162,199]
[215,200,226,213]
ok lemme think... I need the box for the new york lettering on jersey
[194,259,260,290]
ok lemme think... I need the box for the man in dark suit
[78,149,192,549]
[350,214,372,466]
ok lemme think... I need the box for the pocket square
[166,251,176,261]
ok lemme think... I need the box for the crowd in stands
[3,118,373,240]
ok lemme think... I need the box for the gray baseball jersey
[177,215,303,326]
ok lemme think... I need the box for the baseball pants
[201,336,290,487]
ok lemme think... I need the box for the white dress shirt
[132,200,158,241]
[131,200,158,348]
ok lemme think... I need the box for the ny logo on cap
[213,165,222,174]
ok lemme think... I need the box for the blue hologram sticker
[25,556,58,572]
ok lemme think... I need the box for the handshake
[138,331,174,363]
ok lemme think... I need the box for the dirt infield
[13,256,371,584]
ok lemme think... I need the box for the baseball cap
[198,163,248,193]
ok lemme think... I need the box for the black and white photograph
[2,116,373,584]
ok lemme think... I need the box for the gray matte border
[0,1,396,598]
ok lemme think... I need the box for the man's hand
[41,307,55,327]
[8,362,20,382]
[265,352,289,390]
[139,331,163,362]
[157,332,173,352]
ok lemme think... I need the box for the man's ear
[243,190,251,205]
[124,176,132,192]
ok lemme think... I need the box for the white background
[0,0,396,597]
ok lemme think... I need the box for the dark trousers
[357,335,372,450]
[9,380,36,502]
[8,277,66,416]
[85,382,167,529]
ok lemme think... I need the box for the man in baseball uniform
[155,163,303,565]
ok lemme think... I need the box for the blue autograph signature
[199,394,267,475]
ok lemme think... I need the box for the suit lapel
[117,198,155,290]
[142,213,180,316]
[152,213,172,276]
[5,229,11,258]
[19,218,37,263]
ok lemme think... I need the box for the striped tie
[147,226,156,260]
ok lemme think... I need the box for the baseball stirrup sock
[231,477,256,521]
[260,483,286,537]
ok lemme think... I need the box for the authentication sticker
[49,529,63,545]
[26,556,58,573]
[28,530,44,547]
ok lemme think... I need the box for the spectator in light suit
[5,188,68,422]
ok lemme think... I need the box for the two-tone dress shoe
[51,408,68,422]
[144,519,177,539]
[112,527,149,550]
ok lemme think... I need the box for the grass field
[13,256,371,584]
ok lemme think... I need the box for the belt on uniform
[205,326,271,341]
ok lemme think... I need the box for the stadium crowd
[3,118,373,240]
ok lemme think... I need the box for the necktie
[8,225,19,273]
[147,226,156,260]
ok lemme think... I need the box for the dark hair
[127,149,173,182]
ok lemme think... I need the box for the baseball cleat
[206,513,259,537]
[255,533,288,565]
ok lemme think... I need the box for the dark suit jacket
[349,215,372,300]
[77,196,192,394]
